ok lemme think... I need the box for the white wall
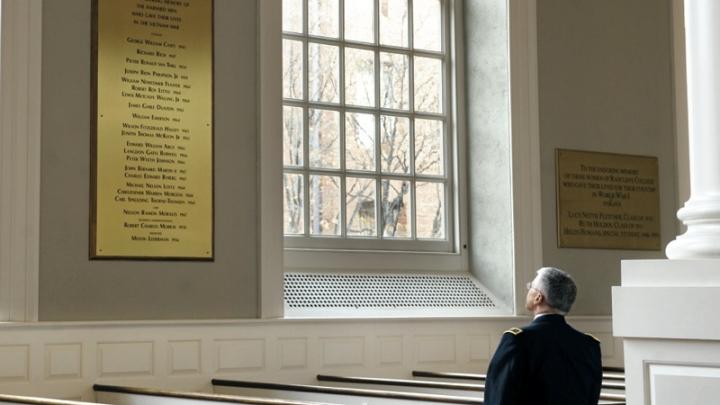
[536,0,677,315]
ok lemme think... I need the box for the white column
[666,0,720,259]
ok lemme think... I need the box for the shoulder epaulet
[504,327,523,336]
[585,333,601,343]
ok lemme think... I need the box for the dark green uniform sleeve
[484,332,525,405]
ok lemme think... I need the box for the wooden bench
[212,378,483,405]
[93,384,339,405]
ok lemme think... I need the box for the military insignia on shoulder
[504,327,523,336]
[585,333,601,343]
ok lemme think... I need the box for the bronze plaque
[556,149,661,250]
[91,0,214,259]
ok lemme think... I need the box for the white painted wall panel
[0,345,29,381]
[45,343,82,379]
[650,364,720,405]
[321,337,365,367]
[414,335,456,365]
[168,340,201,376]
[97,342,153,377]
[216,339,266,373]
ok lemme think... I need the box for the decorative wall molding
[0,317,620,402]
[0,0,42,322]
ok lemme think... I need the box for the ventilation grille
[284,273,496,309]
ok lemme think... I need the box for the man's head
[525,267,577,316]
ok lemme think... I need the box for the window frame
[281,0,463,258]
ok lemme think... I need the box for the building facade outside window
[282,0,454,253]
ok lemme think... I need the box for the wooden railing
[93,384,339,405]
[212,379,484,404]
[317,374,483,392]
[0,396,105,405]
[412,370,626,389]
[316,373,626,404]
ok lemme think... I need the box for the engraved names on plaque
[556,149,661,250]
[92,0,213,259]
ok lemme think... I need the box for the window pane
[381,115,410,174]
[346,112,376,171]
[283,0,303,33]
[381,179,411,238]
[309,108,340,169]
[347,177,377,237]
[379,0,408,47]
[345,48,376,107]
[283,39,304,100]
[283,106,304,167]
[309,0,339,38]
[414,56,443,113]
[413,0,442,52]
[310,175,341,235]
[380,52,409,110]
[416,181,445,239]
[345,0,374,43]
[284,173,305,234]
[309,43,340,103]
[414,118,443,175]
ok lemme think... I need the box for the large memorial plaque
[556,149,661,250]
[91,0,213,259]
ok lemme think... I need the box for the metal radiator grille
[284,273,496,309]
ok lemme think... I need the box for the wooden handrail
[212,379,483,404]
[214,378,624,404]
[93,384,339,405]
[412,370,626,386]
[0,395,105,405]
[317,374,483,391]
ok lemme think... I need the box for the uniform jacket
[483,314,602,405]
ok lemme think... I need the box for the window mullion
[408,0,417,240]
[302,0,310,236]
[374,0,383,239]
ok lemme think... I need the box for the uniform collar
[531,313,566,324]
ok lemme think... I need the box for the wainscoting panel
[650,364,720,405]
[45,343,82,380]
[278,338,307,370]
[215,339,266,373]
[168,340,201,376]
[413,335,456,365]
[321,337,365,368]
[0,317,620,401]
[0,345,29,381]
[376,336,403,366]
[468,335,491,363]
[97,342,154,378]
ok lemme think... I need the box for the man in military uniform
[484,267,602,405]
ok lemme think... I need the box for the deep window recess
[282,0,453,252]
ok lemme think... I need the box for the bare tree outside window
[282,0,450,248]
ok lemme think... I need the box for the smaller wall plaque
[556,149,661,250]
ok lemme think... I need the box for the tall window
[282,0,451,251]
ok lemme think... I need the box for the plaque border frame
[555,148,661,251]
[89,0,215,261]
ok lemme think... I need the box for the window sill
[284,247,468,272]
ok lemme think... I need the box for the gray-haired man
[484,267,602,405]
